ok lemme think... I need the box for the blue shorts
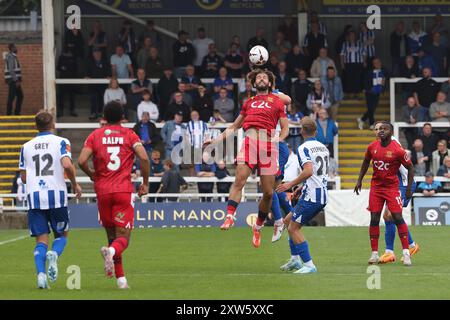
[276,141,290,181]
[28,207,70,237]
[292,200,326,225]
[400,182,416,207]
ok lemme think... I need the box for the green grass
[0,226,450,300]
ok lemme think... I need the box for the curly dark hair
[247,68,275,91]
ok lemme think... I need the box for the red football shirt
[240,93,287,135]
[364,139,412,189]
[84,125,141,196]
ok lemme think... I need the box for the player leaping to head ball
[78,101,150,289]
[354,122,415,266]
[204,69,289,248]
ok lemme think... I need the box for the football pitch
[1,226,450,300]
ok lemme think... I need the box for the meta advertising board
[413,196,450,226]
[79,0,281,15]
[69,202,259,228]
[322,0,450,14]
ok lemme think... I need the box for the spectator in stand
[130,68,153,107]
[214,87,235,122]
[417,48,438,76]
[272,31,291,62]
[321,66,343,120]
[215,160,231,201]
[286,103,304,153]
[278,15,298,47]
[358,57,388,130]
[440,78,450,103]
[64,27,85,62]
[57,45,77,117]
[359,22,376,68]
[201,43,222,78]
[136,37,152,70]
[428,14,449,48]
[86,50,111,121]
[291,69,312,116]
[172,30,195,78]
[117,20,137,67]
[284,144,301,182]
[133,111,162,158]
[247,27,269,52]
[417,171,442,196]
[310,47,336,79]
[419,123,440,161]
[335,24,353,58]
[157,67,179,112]
[411,139,429,175]
[104,78,127,110]
[111,44,134,80]
[308,11,328,36]
[181,65,201,101]
[224,42,244,78]
[390,21,410,76]
[195,151,216,202]
[430,91,450,140]
[213,67,234,98]
[158,159,188,202]
[230,35,247,61]
[275,61,292,95]
[238,81,255,109]
[193,84,214,122]
[148,150,164,202]
[5,43,23,116]
[431,139,450,174]
[413,67,441,110]
[139,20,161,50]
[425,32,448,76]
[88,20,107,62]
[286,45,308,77]
[402,96,427,149]
[161,111,186,159]
[303,21,328,69]
[437,156,450,178]
[145,47,164,79]
[408,21,428,62]
[169,82,193,108]
[267,55,279,73]
[307,80,330,120]
[165,91,191,122]
[316,108,338,157]
[187,110,209,165]
[399,55,419,103]
[192,27,214,75]
[209,110,226,142]
[137,90,159,122]
[340,30,366,97]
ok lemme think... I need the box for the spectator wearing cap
[214,87,235,122]
[431,140,450,175]
[145,46,164,79]
[193,84,214,122]
[192,27,215,75]
[165,91,191,122]
[157,67,179,112]
[417,172,442,196]
[181,65,201,101]
[137,90,159,122]
[173,30,195,78]
[161,111,187,160]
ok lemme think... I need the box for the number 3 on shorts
[107,146,121,171]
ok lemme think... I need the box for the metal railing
[393,122,450,141]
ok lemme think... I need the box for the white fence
[393,122,450,141]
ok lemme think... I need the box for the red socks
[114,255,124,279]
[397,222,410,250]
[110,237,128,258]
[227,200,238,217]
[369,226,380,252]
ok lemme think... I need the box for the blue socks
[271,192,282,221]
[289,238,296,255]
[385,220,414,250]
[34,242,48,275]
[277,192,293,213]
[385,220,396,251]
[295,241,312,263]
[52,236,67,257]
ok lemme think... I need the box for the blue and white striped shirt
[340,40,366,64]
[297,138,329,205]
[359,30,376,58]
[187,120,209,149]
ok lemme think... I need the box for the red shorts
[236,136,278,176]
[97,192,135,229]
[368,188,402,214]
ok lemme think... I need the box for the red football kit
[364,139,412,213]
[84,125,141,229]
[236,93,287,175]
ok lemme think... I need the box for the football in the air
[249,45,269,66]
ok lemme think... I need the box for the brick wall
[0,40,44,115]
